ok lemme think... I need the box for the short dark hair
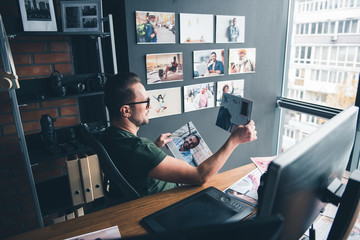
[211,52,216,56]
[104,72,141,120]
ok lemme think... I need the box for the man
[193,85,213,109]
[102,72,257,197]
[145,12,157,42]
[231,49,254,73]
[207,52,224,74]
[229,18,240,42]
[173,134,201,166]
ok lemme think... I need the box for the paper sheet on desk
[224,168,262,207]
[250,155,276,173]
[64,225,121,240]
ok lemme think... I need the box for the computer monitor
[327,169,360,240]
[257,106,359,240]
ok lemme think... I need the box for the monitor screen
[257,106,359,240]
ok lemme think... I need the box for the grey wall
[106,0,289,172]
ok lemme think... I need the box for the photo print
[61,0,102,32]
[184,82,215,112]
[135,11,175,44]
[216,79,244,106]
[228,48,256,74]
[216,15,245,43]
[225,168,262,206]
[146,52,183,84]
[147,87,181,119]
[166,121,212,166]
[193,49,224,79]
[180,13,214,43]
[19,0,57,31]
[216,93,253,133]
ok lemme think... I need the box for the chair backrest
[78,124,140,202]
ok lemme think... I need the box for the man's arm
[149,121,257,185]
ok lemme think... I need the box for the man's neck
[112,119,139,136]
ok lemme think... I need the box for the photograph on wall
[135,11,175,44]
[180,13,214,44]
[216,79,244,106]
[193,49,224,79]
[146,52,183,84]
[61,0,102,32]
[216,15,245,43]
[18,0,58,31]
[184,82,215,112]
[147,87,181,119]
[228,48,256,74]
[166,121,212,166]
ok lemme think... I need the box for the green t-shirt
[101,126,177,196]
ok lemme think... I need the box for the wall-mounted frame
[180,13,214,44]
[146,52,183,84]
[216,15,245,43]
[228,48,256,74]
[193,49,224,79]
[184,82,215,112]
[147,87,182,119]
[135,11,175,44]
[61,0,102,32]
[18,0,57,31]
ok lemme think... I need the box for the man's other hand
[154,133,172,148]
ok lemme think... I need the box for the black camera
[50,70,66,96]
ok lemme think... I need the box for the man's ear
[120,105,131,117]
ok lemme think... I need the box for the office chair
[78,124,140,205]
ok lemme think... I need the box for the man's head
[238,49,246,58]
[182,135,201,150]
[223,84,229,93]
[210,52,217,62]
[233,18,237,26]
[104,72,150,126]
[148,12,156,24]
[200,85,207,94]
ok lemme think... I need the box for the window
[279,0,360,155]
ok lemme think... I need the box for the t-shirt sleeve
[134,138,167,173]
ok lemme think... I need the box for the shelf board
[17,91,104,105]
[8,31,110,38]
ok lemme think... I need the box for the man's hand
[154,133,172,148]
[230,120,257,145]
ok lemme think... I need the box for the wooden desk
[6,163,256,240]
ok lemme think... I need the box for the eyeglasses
[125,97,150,108]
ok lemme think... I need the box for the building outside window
[279,0,360,152]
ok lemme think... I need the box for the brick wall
[0,34,80,238]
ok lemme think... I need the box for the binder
[79,154,94,203]
[66,158,85,206]
[87,153,104,199]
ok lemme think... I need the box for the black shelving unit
[5,14,118,226]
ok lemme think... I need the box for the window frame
[278,0,360,171]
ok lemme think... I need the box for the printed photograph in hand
[193,49,225,79]
[216,15,245,43]
[228,48,256,74]
[146,52,183,84]
[166,121,212,166]
[216,79,245,106]
[184,82,215,112]
[135,11,175,44]
[147,87,181,119]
